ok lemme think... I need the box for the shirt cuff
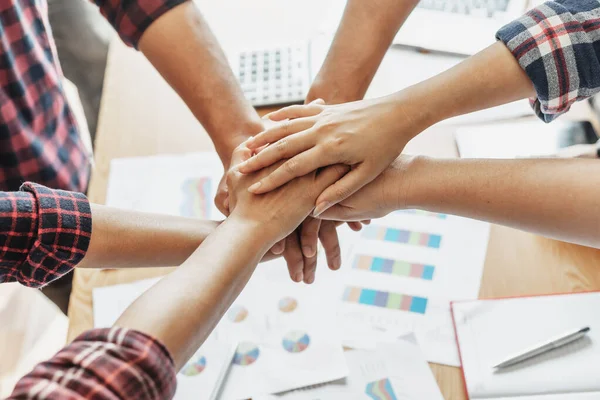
[9,327,177,400]
[18,183,92,287]
[95,0,189,49]
[496,2,593,123]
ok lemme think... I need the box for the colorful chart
[343,286,428,315]
[365,378,398,400]
[233,342,260,366]
[362,226,442,249]
[353,255,435,281]
[227,305,248,323]
[282,331,311,353]
[278,297,298,313]
[180,177,212,218]
[396,209,447,219]
[181,355,207,376]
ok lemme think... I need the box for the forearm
[387,42,535,135]
[114,215,275,368]
[403,157,600,248]
[80,205,218,269]
[308,0,419,104]
[138,2,263,163]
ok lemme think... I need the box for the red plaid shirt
[0,0,185,192]
[0,183,176,399]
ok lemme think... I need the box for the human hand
[237,96,417,216]
[226,142,349,249]
[318,156,417,221]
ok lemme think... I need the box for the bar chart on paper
[353,255,435,281]
[343,287,428,315]
[362,226,442,249]
[337,211,490,365]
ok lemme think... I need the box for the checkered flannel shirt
[0,0,186,192]
[1,183,177,399]
[497,1,600,122]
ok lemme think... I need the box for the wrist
[215,120,264,166]
[226,212,281,250]
[389,155,431,210]
[307,75,367,105]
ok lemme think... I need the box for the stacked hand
[237,97,416,216]
[225,142,350,254]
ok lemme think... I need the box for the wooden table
[68,37,600,400]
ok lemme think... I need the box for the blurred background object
[48,0,113,143]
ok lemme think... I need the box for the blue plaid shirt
[497,0,600,123]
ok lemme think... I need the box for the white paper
[93,279,235,400]
[254,334,443,400]
[336,211,490,366]
[215,267,348,399]
[106,152,224,219]
[93,265,348,400]
[453,293,600,399]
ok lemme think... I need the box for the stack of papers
[96,153,495,398]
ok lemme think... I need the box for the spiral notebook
[451,292,600,400]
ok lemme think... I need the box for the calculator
[231,42,312,107]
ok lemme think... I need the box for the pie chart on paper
[278,297,298,313]
[227,305,248,323]
[181,355,207,376]
[233,342,260,366]
[282,331,310,353]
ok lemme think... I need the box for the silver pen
[493,327,591,369]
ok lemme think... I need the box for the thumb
[313,164,349,199]
[313,166,373,217]
[231,140,253,167]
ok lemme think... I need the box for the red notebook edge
[450,290,600,400]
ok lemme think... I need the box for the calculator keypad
[236,44,310,107]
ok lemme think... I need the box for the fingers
[238,130,315,175]
[248,149,330,194]
[245,118,315,152]
[271,238,286,255]
[318,220,342,270]
[313,165,372,217]
[230,140,253,166]
[300,217,320,258]
[302,248,318,285]
[263,102,325,122]
[313,164,351,200]
[214,186,229,216]
[348,221,363,231]
[283,231,304,283]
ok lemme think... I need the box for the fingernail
[248,182,262,193]
[245,136,255,147]
[294,272,303,282]
[306,274,315,284]
[313,202,331,217]
[302,245,315,258]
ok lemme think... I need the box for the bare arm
[406,157,600,249]
[307,0,420,104]
[138,2,263,165]
[321,156,600,249]
[80,206,218,269]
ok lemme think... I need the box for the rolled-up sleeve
[497,1,600,122]
[92,0,188,49]
[8,327,177,400]
[0,183,92,288]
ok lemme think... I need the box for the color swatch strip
[354,255,435,280]
[362,226,442,249]
[343,286,428,314]
[397,209,447,219]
